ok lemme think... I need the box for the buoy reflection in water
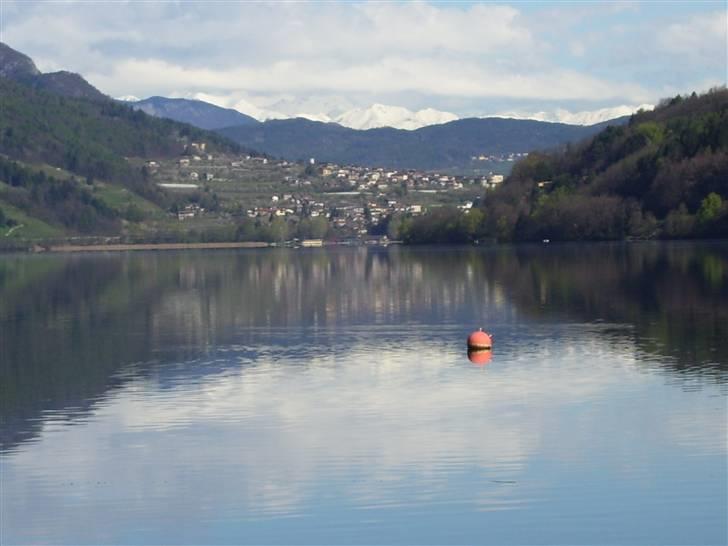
[467,349,492,366]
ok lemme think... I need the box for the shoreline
[6,238,713,254]
[41,241,271,253]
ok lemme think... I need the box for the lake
[1,242,726,545]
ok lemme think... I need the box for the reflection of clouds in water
[5,331,677,530]
[665,405,728,454]
[4,324,726,543]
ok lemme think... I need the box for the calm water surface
[1,243,726,545]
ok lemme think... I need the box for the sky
[1,0,726,122]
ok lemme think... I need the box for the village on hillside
[144,143,510,241]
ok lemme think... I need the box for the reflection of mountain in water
[1,243,726,452]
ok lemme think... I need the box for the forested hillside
[503,88,728,239]
[395,88,728,243]
[0,73,245,240]
[0,78,240,193]
[0,158,120,234]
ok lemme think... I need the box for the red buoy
[467,328,492,350]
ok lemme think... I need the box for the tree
[697,192,723,224]
[297,216,328,239]
[664,204,695,237]
[461,208,485,240]
[268,217,289,242]
[385,213,408,240]
[236,218,260,242]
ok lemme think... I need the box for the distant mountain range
[123,97,461,131]
[287,103,646,130]
[115,93,628,171]
[115,91,628,171]
[216,116,624,171]
[116,97,628,172]
[130,94,643,131]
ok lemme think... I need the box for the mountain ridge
[0,42,40,80]
[216,115,626,171]
[0,42,106,101]
[130,96,259,130]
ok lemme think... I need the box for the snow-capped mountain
[293,112,334,123]
[232,100,640,130]
[115,95,141,102]
[222,100,460,130]
[120,85,649,131]
[494,104,654,126]
[334,104,459,130]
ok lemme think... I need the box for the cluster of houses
[175,156,216,182]
[177,203,205,220]
[150,147,510,236]
[471,152,528,163]
[314,163,505,193]
[244,194,430,236]
[246,194,323,219]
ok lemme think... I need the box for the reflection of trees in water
[1,243,726,452]
[0,249,493,451]
[478,242,728,381]
[0,254,175,450]
[141,248,510,337]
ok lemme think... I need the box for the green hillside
[0,78,240,193]
[0,200,62,239]
[0,157,121,236]
[396,88,728,243]
[498,88,728,240]
[0,74,247,243]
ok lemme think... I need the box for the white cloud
[569,41,586,58]
[0,1,724,119]
[658,11,728,61]
[83,55,651,105]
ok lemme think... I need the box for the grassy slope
[0,195,64,239]
[92,183,165,218]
